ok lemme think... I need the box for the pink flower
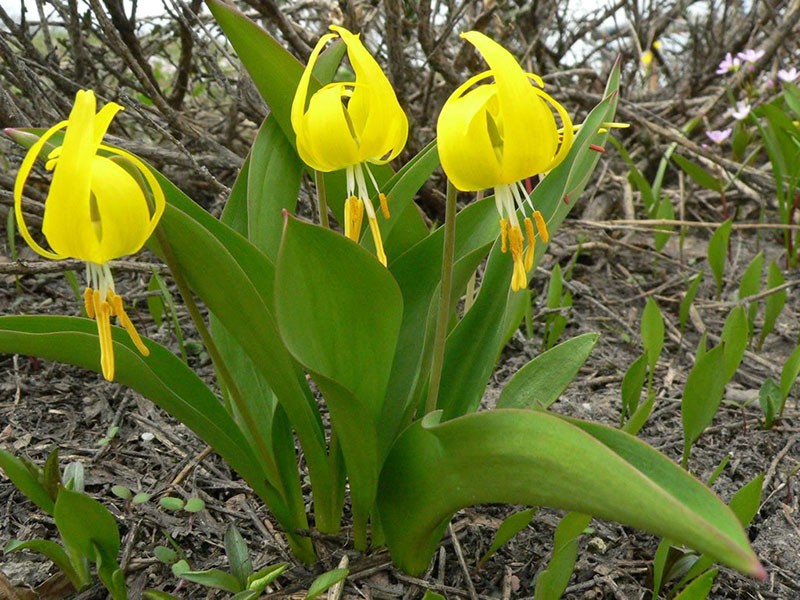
[736,49,764,64]
[706,129,732,144]
[778,67,799,83]
[729,101,752,121]
[716,52,741,75]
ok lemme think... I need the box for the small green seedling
[172,524,289,599]
[1,449,127,599]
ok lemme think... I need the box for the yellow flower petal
[290,26,408,172]
[436,31,573,192]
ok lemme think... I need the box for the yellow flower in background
[437,31,573,291]
[14,89,165,381]
[291,25,408,266]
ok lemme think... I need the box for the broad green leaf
[652,538,674,598]
[420,592,446,600]
[780,344,800,403]
[680,273,704,335]
[621,354,648,422]
[180,568,243,593]
[759,378,782,428]
[759,261,786,348]
[231,591,258,600]
[707,220,732,299]
[146,273,165,328]
[534,512,591,600]
[225,525,253,587]
[477,507,536,569]
[378,410,762,578]
[62,461,84,492]
[305,568,348,600]
[672,154,723,192]
[641,297,664,370]
[111,485,132,500]
[184,497,205,513]
[4,539,85,590]
[720,307,748,382]
[382,197,500,442]
[275,216,403,545]
[153,546,178,564]
[681,345,727,464]
[673,569,717,599]
[0,449,55,514]
[0,317,280,529]
[498,333,599,410]
[55,488,120,562]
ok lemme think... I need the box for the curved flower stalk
[437,31,574,291]
[291,25,408,266]
[13,89,165,381]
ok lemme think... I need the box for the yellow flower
[437,31,573,291]
[291,25,408,266]
[14,89,165,381]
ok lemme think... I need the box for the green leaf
[378,409,762,578]
[720,307,748,382]
[477,507,536,569]
[672,154,723,192]
[4,539,86,590]
[622,391,655,436]
[111,485,132,500]
[654,197,675,252]
[498,333,599,410]
[62,461,84,492]
[132,492,151,504]
[146,274,165,327]
[680,273,704,335]
[420,592,446,600]
[55,488,120,563]
[184,497,205,513]
[159,497,185,511]
[681,345,727,464]
[275,215,403,545]
[759,261,786,348]
[534,512,591,600]
[641,297,664,370]
[171,560,190,577]
[246,563,289,594]
[738,252,763,335]
[42,448,61,502]
[707,220,732,299]
[225,525,253,587]
[673,569,718,599]
[779,343,800,403]
[143,592,180,600]
[153,546,178,565]
[231,591,258,600]
[0,316,270,513]
[759,378,782,428]
[305,568,348,600]
[180,568,243,593]
[729,473,764,527]
[0,449,55,514]
[621,353,648,422]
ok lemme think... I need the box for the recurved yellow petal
[437,31,572,192]
[290,25,408,172]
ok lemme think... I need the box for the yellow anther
[533,210,549,243]
[84,287,95,318]
[344,196,363,242]
[367,216,388,266]
[500,218,508,253]
[508,224,527,291]
[379,193,390,219]
[109,291,149,356]
[524,217,535,272]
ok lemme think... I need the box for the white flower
[729,101,752,121]
[736,49,764,64]
[778,67,799,83]
[706,129,732,144]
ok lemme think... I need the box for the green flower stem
[154,228,283,493]
[426,180,458,415]
[315,169,330,229]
